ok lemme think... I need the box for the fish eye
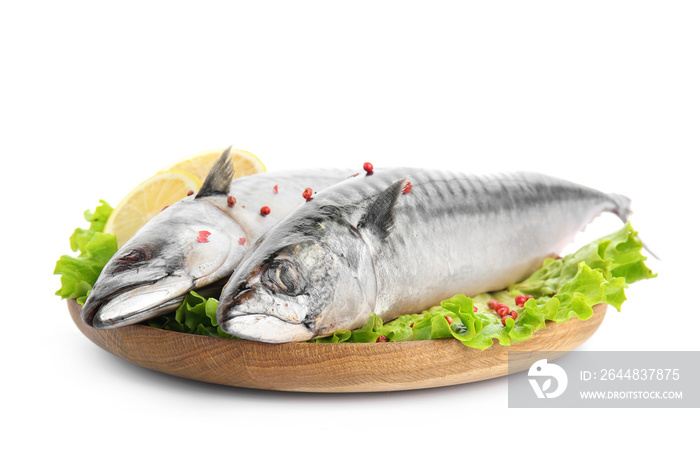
[112,247,152,272]
[261,260,305,296]
[117,247,152,264]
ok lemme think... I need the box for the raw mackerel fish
[81,149,350,329]
[217,168,631,343]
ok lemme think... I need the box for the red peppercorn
[510,311,518,320]
[376,335,387,342]
[260,206,271,216]
[410,322,414,328]
[186,190,194,196]
[197,230,211,243]
[273,184,279,194]
[473,306,478,313]
[403,181,412,194]
[302,187,313,200]
[501,316,511,326]
[238,237,246,246]
[363,162,374,174]
[488,299,499,310]
[497,304,510,316]
[515,295,534,307]
[445,315,453,324]
[227,195,236,207]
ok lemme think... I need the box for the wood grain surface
[68,299,607,392]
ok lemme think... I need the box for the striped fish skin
[217,167,630,343]
[81,149,351,330]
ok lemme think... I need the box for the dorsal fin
[195,146,235,198]
[357,177,409,240]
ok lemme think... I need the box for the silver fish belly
[81,147,351,329]
[217,168,631,343]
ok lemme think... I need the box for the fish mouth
[217,276,314,343]
[219,313,315,344]
[81,276,195,329]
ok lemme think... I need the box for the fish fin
[196,146,235,198]
[357,177,409,240]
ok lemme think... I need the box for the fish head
[81,162,252,329]
[82,196,248,328]
[218,206,377,343]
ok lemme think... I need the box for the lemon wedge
[104,170,202,247]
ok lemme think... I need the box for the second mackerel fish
[217,168,632,343]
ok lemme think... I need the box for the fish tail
[607,193,632,222]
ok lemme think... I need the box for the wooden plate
[68,299,607,392]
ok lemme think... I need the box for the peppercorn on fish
[81,148,350,329]
[217,168,632,343]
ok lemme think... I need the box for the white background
[1,1,697,464]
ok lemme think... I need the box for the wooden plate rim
[67,299,607,392]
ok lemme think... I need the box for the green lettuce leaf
[54,201,118,305]
[147,292,237,339]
